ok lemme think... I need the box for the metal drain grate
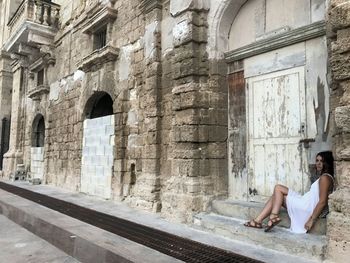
[0,182,264,263]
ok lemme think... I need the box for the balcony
[27,84,50,100]
[4,0,60,54]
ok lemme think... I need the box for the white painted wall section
[265,0,310,32]
[228,0,260,50]
[81,115,114,199]
[244,42,306,78]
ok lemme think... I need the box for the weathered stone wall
[160,1,228,222]
[327,0,350,261]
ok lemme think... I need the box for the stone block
[82,147,89,156]
[206,143,227,159]
[329,188,350,215]
[172,159,200,177]
[181,91,209,109]
[104,167,112,178]
[209,92,227,108]
[335,105,350,132]
[327,212,350,242]
[327,239,350,263]
[174,23,207,47]
[105,125,114,135]
[95,146,104,156]
[329,2,350,30]
[84,136,98,147]
[334,29,350,54]
[100,136,110,146]
[89,146,96,156]
[104,145,113,156]
[141,145,159,159]
[330,51,350,80]
[142,117,158,132]
[174,109,200,125]
[339,80,350,105]
[169,143,202,159]
[143,131,158,145]
[209,126,228,142]
[185,178,200,193]
[173,125,208,142]
[142,159,159,173]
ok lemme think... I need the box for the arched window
[32,114,45,147]
[84,92,113,119]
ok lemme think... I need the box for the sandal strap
[252,219,262,226]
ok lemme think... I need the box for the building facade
[0,0,349,261]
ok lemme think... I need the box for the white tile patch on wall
[81,115,115,199]
[31,147,44,180]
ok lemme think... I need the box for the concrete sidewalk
[0,180,319,263]
[0,215,79,263]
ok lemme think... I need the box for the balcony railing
[7,0,60,36]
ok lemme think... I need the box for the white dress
[286,174,333,234]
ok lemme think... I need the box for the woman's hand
[304,217,314,232]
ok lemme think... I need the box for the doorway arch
[31,114,45,180]
[211,0,330,201]
[81,92,115,199]
[84,92,113,120]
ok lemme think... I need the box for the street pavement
[0,214,79,263]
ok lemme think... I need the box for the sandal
[244,219,263,229]
[264,213,281,232]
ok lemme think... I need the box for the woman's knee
[274,184,288,194]
[274,184,285,192]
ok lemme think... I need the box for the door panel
[228,70,247,200]
[248,67,306,200]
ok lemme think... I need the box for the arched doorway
[216,0,331,201]
[31,114,45,180]
[0,117,10,170]
[81,92,115,199]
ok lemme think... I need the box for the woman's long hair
[317,151,334,177]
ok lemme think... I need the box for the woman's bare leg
[254,184,288,223]
[271,184,289,215]
[255,197,273,223]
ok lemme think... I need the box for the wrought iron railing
[7,0,60,36]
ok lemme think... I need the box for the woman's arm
[304,175,332,231]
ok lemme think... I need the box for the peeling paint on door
[247,67,307,201]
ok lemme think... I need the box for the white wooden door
[247,67,307,201]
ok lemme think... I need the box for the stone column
[0,51,13,173]
[326,0,350,261]
[161,0,226,223]
[130,0,163,212]
[2,56,27,178]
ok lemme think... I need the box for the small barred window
[93,27,107,50]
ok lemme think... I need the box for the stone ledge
[139,0,162,14]
[193,212,327,261]
[78,45,119,72]
[211,199,327,235]
[82,5,118,34]
[28,84,50,100]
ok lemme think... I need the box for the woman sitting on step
[244,151,335,233]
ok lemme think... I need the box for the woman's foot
[264,213,281,232]
[244,219,263,229]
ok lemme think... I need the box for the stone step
[211,199,327,235]
[0,189,181,263]
[193,212,327,261]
